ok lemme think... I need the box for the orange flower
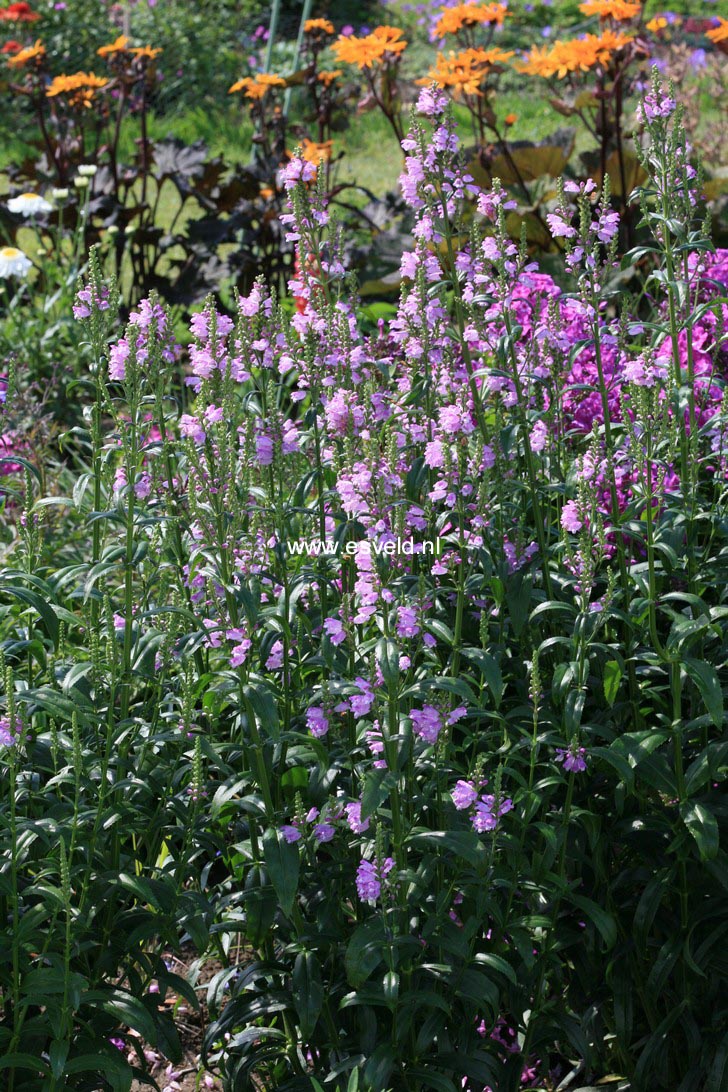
[300,138,333,164]
[256,72,286,88]
[504,112,517,124]
[229,76,256,95]
[97,34,129,56]
[331,25,407,69]
[228,73,286,99]
[706,17,728,44]
[578,0,640,19]
[435,3,509,37]
[129,45,162,61]
[0,3,40,22]
[519,30,631,78]
[6,36,43,66]
[317,68,342,86]
[129,45,162,60]
[420,46,513,97]
[46,71,108,107]
[304,18,334,35]
[645,16,667,32]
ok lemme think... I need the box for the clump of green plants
[1,72,727,1091]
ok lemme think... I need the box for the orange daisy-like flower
[300,138,333,164]
[6,36,43,66]
[519,30,631,78]
[0,3,40,22]
[645,16,667,32]
[578,0,640,20]
[435,3,509,37]
[331,25,407,69]
[256,72,286,88]
[229,76,256,95]
[304,18,334,35]
[596,27,633,55]
[46,71,108,106]
[317,68,342,86]
[130,45,162,60]
[97,34,129,57]
[228,73,286,99]
[420,46,513,97]
[706,17,728,44]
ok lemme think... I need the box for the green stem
[283,0,314,117]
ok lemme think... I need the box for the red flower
[1,38,21,51]
[0,3,41,22]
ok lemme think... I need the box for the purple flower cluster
[355,855,395,904]
[88,85,728,964]
[0,714,20,748]
[555,745,588,773]
[281,796,372,846]
[452,778,513,834]
[72,283,110,321]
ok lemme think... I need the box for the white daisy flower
[0,246,32,279]
[6,192,53,217]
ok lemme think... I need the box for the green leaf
[505,572,532,637]
[472,951,518,984]
[450,967,499,1014]
[0,582,59,646]
[64,1052,133,1091]
[570,894,617,949]
[345,919,386,988]
[363,1043,395,1089]
[0,1054,50,1076]
[680,801,720,861]
[262,828,299,917]
[633,1001,686,1088]
[603,659,622,707]
[49,1039,69,1079]
[81,989,157,1042]
[243,866,277,947]
[463,650,504,708]
[376,636,400,688]
[706,1030,728,1092]
[406,1069,456,1092]
[591,745,635,788]
[685,741,728,797]
[292,951,324,1039]
[407,829,487,869]
[281,766,308,794]
[361,767,397,822]
[425,619,455,647]
[118,873,162,910]
[684,658,723,728]
[243,682,280,741]
[610,730,670,773]
[633,868,673,948]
